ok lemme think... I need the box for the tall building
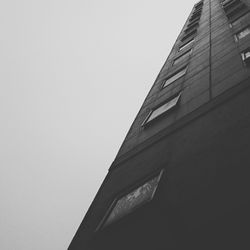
[69,0,250,249]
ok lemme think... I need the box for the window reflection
[102,170,164,228]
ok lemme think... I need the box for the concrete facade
[69,0,250,249]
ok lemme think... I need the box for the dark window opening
[190,12,201,21]
[173,49,192,65]
[194,1,203,9]
[226,3,247,19]
[224,0,241,12]
[185,22,199,33]
[194,6,203,12]
[223,0,238,8]
[187,18,200,27]
[230,11,250,26]
[193,9,202,15]
[222,0,233,5]
[181,29,197,42]
[179,38,194,51]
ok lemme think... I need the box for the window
[142,93,181,125]
[181,29,197,41]
[229,12,250,27]
[234,26,250,41]
[195,2,203,9]
[195,4,203,9]
[223,0,240,11]
[190,12,201,21]
[179,39,194,51]
[97,170,164,230]
[193,8,202,15]
[226,3,247,19]
[188,18,200,27]
[173,49,192,65]
[185,22,199,33]
[241,48,250,65]
[222,0,233,5]
[194,1,203,8]
[162,66,187,88]
[194,6,203,13]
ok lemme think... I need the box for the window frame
[190,12,201,22]
[194,1,203,9]
[229,11,250,27]
[173,49,192,65]
[241,48,250,65]
[226,2,247,19]
[142,92,181,126]
[185,22,199,34]
[95,169,165,231]
[222,0,233,5]
[162,66,187,88]
[188,18,200,27]
[181,29,197,42]
[234,26,250,41]
[179,38,195,51]
[194,6,203,12]
[193,8,202,15]
[223,0,241,12]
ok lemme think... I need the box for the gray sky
[0,1,197,249]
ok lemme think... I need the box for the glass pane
[224,0,240,10]
[237,27,250,40]
[231,18,241,26]
[173,50,191,65]
[104,171,163,227]
[180,39,194,51]
[242,50,250,60]
[231,13,249,26]
[245,51,250,59]
[182,29,197,42]
[163,68,187,87]
[223,0,234,6]
[147,94,180,122]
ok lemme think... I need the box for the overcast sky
[0,1,198,249]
